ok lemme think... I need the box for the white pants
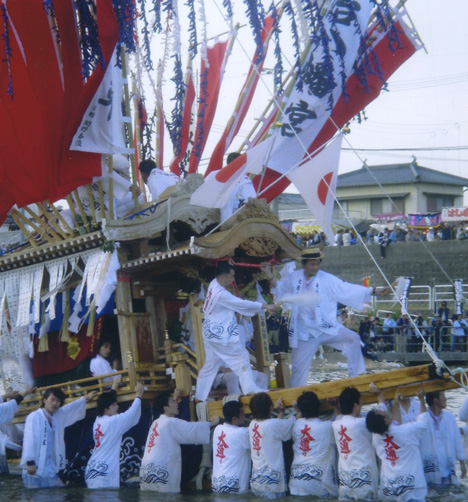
[221,369,269,395]
[195,339,266,401]
[290,326,366,387]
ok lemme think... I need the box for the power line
[342,146,468,152]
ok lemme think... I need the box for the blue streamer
[222,0,233,20]
[372,0,403,53]
[269,2,283,94]
[307,1,336,111]
[168,54,186,161]
[243,0,265,63]
[111,0,137,58]
[74,0,104,78]
[191,67,208,166]
[137,0,154,72]
[284,1,301,83]
[150,0,163,33]
[186,0,198,56]
[0,4,13,99]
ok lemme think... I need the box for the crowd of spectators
[337,302,468,358]
[290,222,467,250]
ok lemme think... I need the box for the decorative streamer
[284,1,301,83]
[186,0,198,56]
[269,2,283,94]
[292,0,307,46]
[372,0,403,53]
[111,0,137,58]
[0,4,13,98]
[306,1,336,109]
[74,0,104,78]
[222,0,234,27]
[137,0,154,72]
[243,0,265,63]
[198,0,208,64]
[150,0,163,32]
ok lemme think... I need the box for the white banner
[70,47,130,154]
[266,0,374,174]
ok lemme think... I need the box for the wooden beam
[205,364,462,418]
[190,293,205,371]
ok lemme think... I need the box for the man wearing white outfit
[417,390,466,486]
[85,381,144,489]
[194,262,275,402]
[262,248,387,387]
[139,159,179,201]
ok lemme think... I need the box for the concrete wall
[319,240,468,287]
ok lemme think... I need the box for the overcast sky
[144,0,468,187]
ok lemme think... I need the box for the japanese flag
[190,135,275,209]
[287,134,343,242]
[70,48,130,154]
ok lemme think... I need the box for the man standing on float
[195,262,275,401]
[262,248,386,387]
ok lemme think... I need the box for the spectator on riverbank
[452,314,468,352]
[426,227,436,241]
[382,313,397,349]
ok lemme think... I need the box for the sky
[140,0,468,193]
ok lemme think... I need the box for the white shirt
[140,414,210,493]
[212,423,250,493]
[372,421,427,502]
[146,168,179,201]
[85,398,141,488]
[249,417,295,497]
[290,417,338,497]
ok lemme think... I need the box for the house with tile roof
[272,160,468,226]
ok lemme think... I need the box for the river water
[1,360,468,501]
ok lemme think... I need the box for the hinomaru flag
[70,47,130,155]
[286,135,343,243]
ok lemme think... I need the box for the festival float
[0,0,465,484]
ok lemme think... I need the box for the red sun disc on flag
[317,172,334,205]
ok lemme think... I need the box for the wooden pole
[97,179,106,221]
[72,190,91,233]
[45,200,75,235]
[10,210,39,248]
[120,47,140,212]
[85,185,98,227]
[189,293,205,371]
[35,202,69,240]
[107,156,115,220]
[65,196,77,227]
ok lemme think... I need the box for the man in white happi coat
[417,390,466,486]
[290,391,339,497]
[140,389,219,492]
[21,387,97,488]
[262,248,387,387]
[85,380,144,489]
[212,400,251,494]
[194,262,275,402]
[332,384,386,501]
[248,394,295,498]
[367,389,428,502]
[139,159,179,201]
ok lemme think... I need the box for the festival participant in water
[0,388,36,473]
[390,384,426,424]
[85,380,144,489]
[248,393,295,498]
[140,389,219,493]
[138,159,179,201]
[417,390,466,486]
[332,384,386,501]
[366,388,428,502]
[261,248,389,387]
[194,262,275,402]
[289,391,339,498]
[89,339,120,383]
[21,387,98,489]
[212,400,251,494]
